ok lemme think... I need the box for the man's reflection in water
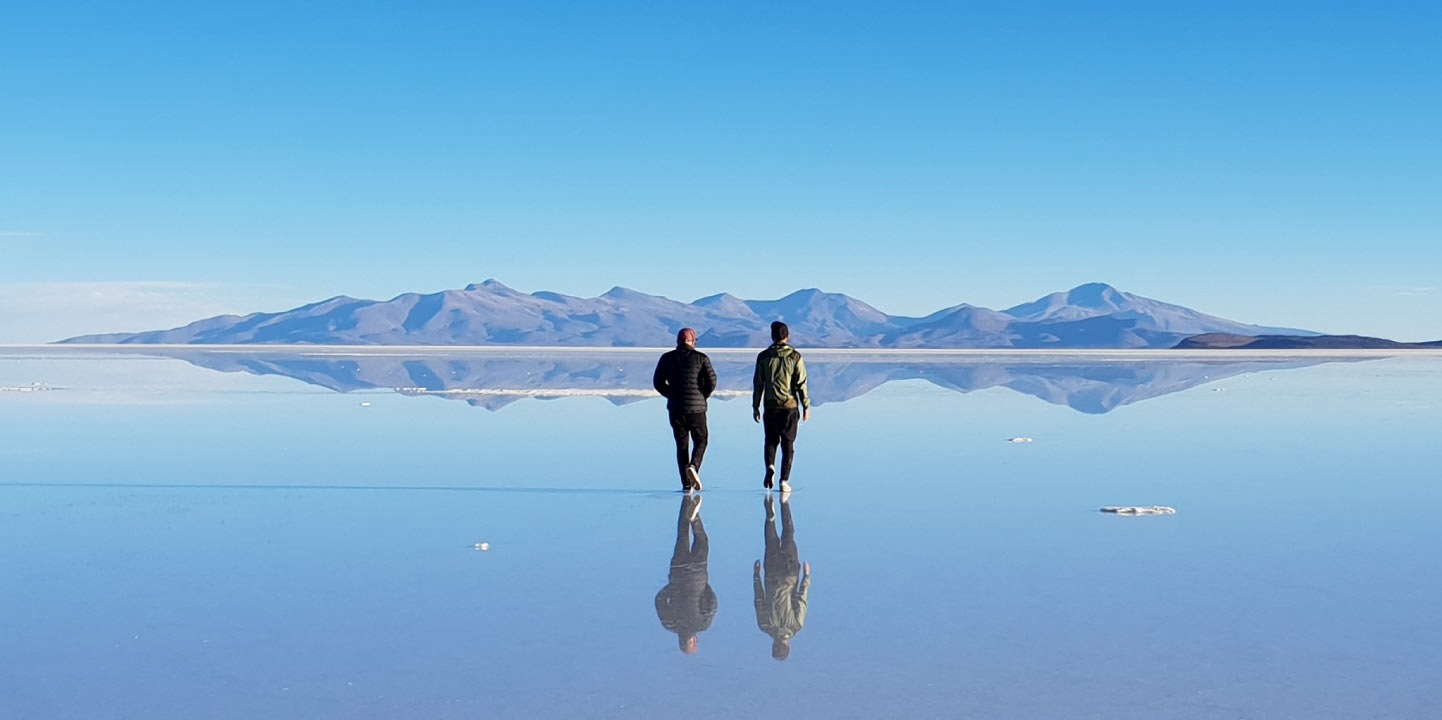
[655,494,717,654]
[754,493,810,660]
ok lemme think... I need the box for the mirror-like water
[2,349,1439,718]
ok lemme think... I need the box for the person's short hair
[677,327,697,345]
[771,639,790,660]
[770,321,789,342]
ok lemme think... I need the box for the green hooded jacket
[752,343,810,411]
[753,569,810,641]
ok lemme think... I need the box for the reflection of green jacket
[753,343,810,411]
[754,570,810,640]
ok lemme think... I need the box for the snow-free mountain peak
[465,279,516,293]
[58,280,1316,348]
[692,292,754,316]
[1003,283,1129,321]
[601,285,651,300]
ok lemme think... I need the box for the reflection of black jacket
[655,566,718,635]
[653,346,718,415]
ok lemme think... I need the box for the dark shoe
[685,465,702,492]
[763,466,775,490]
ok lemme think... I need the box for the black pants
[764,498,799,579]
[672,496,709,572]
[669,411,708,481]
[763,407,800,482]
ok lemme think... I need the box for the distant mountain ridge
[61,281,1316,349]
[1176,333,1442,350]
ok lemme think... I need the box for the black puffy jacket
[653,345,718,415]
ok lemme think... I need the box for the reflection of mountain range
[162,350,1340,414]
[62,281,1314,349]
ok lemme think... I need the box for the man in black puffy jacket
[653,328,718,491]
[655,494,716,654]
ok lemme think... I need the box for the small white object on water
[1,383,50,392]
[475,542,490,551]
[1212,388,1224,392]
[1100,506,1176,516]
[360,401,372,406]
[1007,437,1034,443]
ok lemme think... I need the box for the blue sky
[2,1,1439,342]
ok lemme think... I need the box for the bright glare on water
[2,349,1440,719]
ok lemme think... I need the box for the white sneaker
[685,465,702,492]
[688,495,703,522]
[779,481,792,493]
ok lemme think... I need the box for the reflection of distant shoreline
[25,344,1439,359]
[54,347,1371,415]
[398,387,752,399]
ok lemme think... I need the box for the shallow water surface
[2,349,1440,718]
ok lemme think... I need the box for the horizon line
[4,344,1436,359]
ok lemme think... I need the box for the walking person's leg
[678,412,705,491]
[687,413,708,471]
[763,494,785,577]
[780,499,799,574]
[690,511,708,564]
[764,495,779,550]
[672,496,692,569]
[669,412,692,488]
[778,408,800,485]
[763,410,782,487]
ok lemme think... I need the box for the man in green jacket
[752,321,810,491]
[754,493,809,661]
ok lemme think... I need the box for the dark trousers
[764,499,799,579]
[669,411,708,481]
[763,407,800,482]
[673,497,709,572]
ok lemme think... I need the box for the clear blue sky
[2,1,1439,342]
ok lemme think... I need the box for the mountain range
[1176,333,1442,350]
[61,281,1315,349]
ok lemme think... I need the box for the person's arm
[753,560,768,628]
[653,355,670,398]
[700,586,718,626]
[752,355,764,422]
[793,564,810,627]
[700,355,717,398]
[793,354,810,420]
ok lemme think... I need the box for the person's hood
[767,342,796,359]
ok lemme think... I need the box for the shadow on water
[655,494,716,655]
[153,350,1361,414]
